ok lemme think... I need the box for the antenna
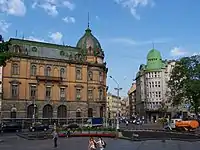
[22,33,24,39]
[15,30,18,37]
[152,41,155,49]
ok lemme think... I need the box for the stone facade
[1,27,108,119]
[135,49,177,122]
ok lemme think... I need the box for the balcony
[36,75,62,82]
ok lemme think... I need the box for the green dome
[147,49,162,60]
[146,49,163,71]
[76,28,101,49]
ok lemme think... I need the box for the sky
[0,0,200,97]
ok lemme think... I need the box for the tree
[0,40,12,66]
[168,55,200,114]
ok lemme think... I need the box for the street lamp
[109,76,122,131]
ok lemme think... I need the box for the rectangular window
[76,88,81,100]
[12,64,19,75]
[11,84,19,97]
[30,85,37,97]
[46,87,51,98]
[158,91,161,97]
[60,88,65,99]
[88,89,93,100]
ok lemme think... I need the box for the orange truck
[165,119,199,131]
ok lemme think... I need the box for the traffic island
[121,130,200,141]
[58,127,116,138]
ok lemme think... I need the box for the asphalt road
[120,123,163,130]
[0,136,200,150]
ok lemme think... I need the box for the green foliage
[168,55,200,114]
[0,41,12,66]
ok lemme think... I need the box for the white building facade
[135,49,177,122]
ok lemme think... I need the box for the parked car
[1,122,22,133]
[29,122,49,132]
[62,123,79,130]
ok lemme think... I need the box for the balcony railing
[36,75,62,82]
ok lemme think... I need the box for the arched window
[76,109,81,118]
[99,72,103,82]
[31,65,37,76]
[88,71,93,81]
[12,63,19,75]
[60,68,65,78]
[99,88,103,100]
[46,66,51,76]
[13,45,21,53]
[76,68,82,80]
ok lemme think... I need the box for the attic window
[60,50,65,56]
[32,47,37,52]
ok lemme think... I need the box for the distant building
[106,92,121,119]
[120,97,129,117]
[135,49,180,122]
[128,83,136,119]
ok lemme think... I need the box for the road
[120,122,163,130]
[0,136,200,150]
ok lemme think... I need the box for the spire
[152,41,155,49]
[85,12,91,33]
[87,12,90,29]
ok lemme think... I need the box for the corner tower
[76,25,104,64]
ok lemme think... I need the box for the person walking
[52,129,58,148]
[88,137,97,150]
[96,137,106,150]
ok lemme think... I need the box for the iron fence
[0,118,117,129]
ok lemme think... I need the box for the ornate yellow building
[1,27,108,119]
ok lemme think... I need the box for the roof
[8,38,81,61]
[128,83,136,94]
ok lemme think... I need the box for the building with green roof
[1,25,108,120]
[135,49,178,122]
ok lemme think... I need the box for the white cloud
[0,0,26,16]
[170,47,188,56]
[192,52,200,56]
[49,32,63,43]
[63,1,75,10]
[109,37,171,45]
[32,0,75,16]
[0,20,11,32]
[26,36,47,42]
[62,16,75,23]
[114,0,154,20]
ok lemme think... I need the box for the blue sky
[0,0,200,97]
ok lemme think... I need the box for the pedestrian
[96,137,106,150]
[52,129,58,148]
[88,137,97,150]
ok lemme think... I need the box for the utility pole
[110,76,122,131]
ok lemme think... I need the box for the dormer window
[13,45,21,53]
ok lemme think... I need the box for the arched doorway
[10,107,17,119]
[27,104,38,118]
[57,105,67,118]
[43,104,53,118]
[76,109,81,118]
[100,106,104,118]
[88,108,93,118]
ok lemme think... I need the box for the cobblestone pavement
[0,136,200,150]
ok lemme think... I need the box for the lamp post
[109,76,122,131]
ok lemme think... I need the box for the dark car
[1,122,22,133]
[29,122,49,132]
[63,123,79,130]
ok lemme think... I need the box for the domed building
[1,25,108,122]
[135,49,177,123]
